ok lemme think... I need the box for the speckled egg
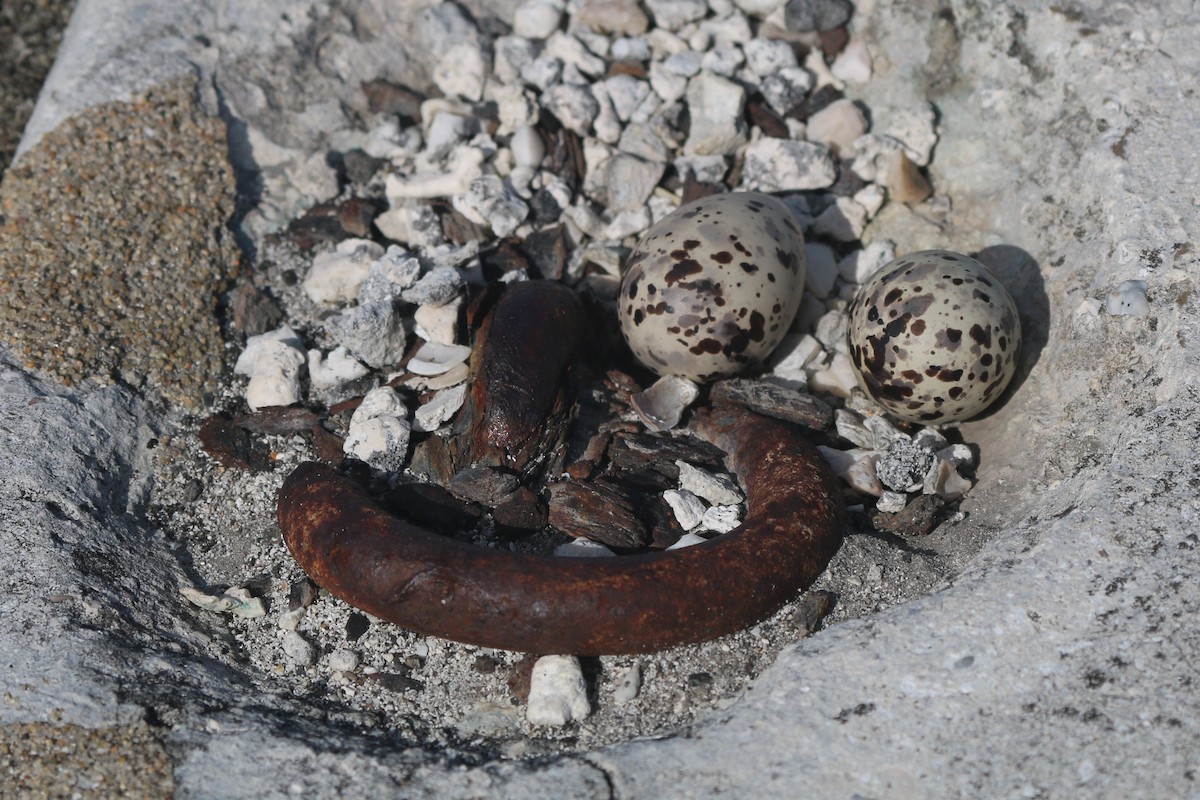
[846,250,1022,424]
[618,192,806,382]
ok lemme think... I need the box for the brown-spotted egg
[846,250,1022,424]
[618,192,806,382]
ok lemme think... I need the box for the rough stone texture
[0,79,238,409]
[1,1,1198,798]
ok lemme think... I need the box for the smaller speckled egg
[846,250,1022,424]
[618,192,806,382]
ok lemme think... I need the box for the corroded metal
[278,403,845,655]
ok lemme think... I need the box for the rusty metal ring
[277,403,845,655]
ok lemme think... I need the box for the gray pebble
[401,266,465,306]
[282,630,316,668]
[784,0,853,32]
[876,438,935,492]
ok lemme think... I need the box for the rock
[617,122,670,162]
[743,37,799,77]
[811,196,868,241]
[401,266,465,306]
[783,0,853,32]
[230,282,284,340]
[807,351,858,397]
[700,46,744,77]
[544,32,606,77]
[510,124,545,168]
[351,385,408,423]
[740,138,836,191]
[548,479,649,550]
[612,664,643,703]
[374,205,446,252]
[198,416,272,471]
[384,145,485,199]
[923,457,972,501]
[433,42,488,102]
[493,35,538,84]
[590,83,623,143]
[520,56,564,91]
[344,414,412,472]
[413,383,468,433]
[325,301,407,370]
[876,438,935,492]
[303,238,385,305]
[760,66,813,116]
[766,333,824,387]
[837,239,895,284]
[700,505,742,533]
[674,153,728,184]
[683,72,747,156]
[360,79,426,123]
[884,150,933,205]
[676,461,744,505]
[806,98,868,157]
[553,539,617,557]
[1106,280,1150,316]
[414,295,462,345]
[644,0,708,31]
[817,445,882,496]
[710,378,833,430]
[590,153,665,212]
[832,38,872,84]
[239,335,306,412]
[282,631,316,669]
[805,241,839,298]
[512,0,563,39]
[648,61,688,104]
[453,176,529,237]
[577,0,650,36]
[663,489,707,531]
[886,102,938,165]
[604,75,653,122]
[307,347,370,391]
[542,83,600,136]
[526,655,590,726]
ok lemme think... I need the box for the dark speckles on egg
[618,192,806,381]
[845,250,1023,424]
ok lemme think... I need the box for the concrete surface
[1,0,1197,797]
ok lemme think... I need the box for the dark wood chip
[361,79,425,123]
[437,202,490,245]
[368,672,424,693]
[709,378,833,431]
[869,494,945,536]
[548,478,649,551]
[198,415,273,471]
[606,431,726,490]
[480,238,530,281]
[447,466,522,506]
[518,223,570,280]
[310,422,346,464]
[788,83,844,122]
[789,589,835,634]
[233,406,318,435]
[287,577,319,611]
[645,492,687,550]
[681,172,722,205]
[230,282,283,340]
[286,212,347,250]
[507,654,538,702]
[337,196,381,237]
[746,94,790,138]
[607,60,649,79]
[819,26,849,59]
[492,486,548,531]
[409,434,455,484]
[341,149,386,185]
[473,655,499,674]
[381,481,486,531]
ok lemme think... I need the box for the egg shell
[618,192,806,382]
[846,250,1022,424]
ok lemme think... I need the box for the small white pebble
[613,663,643,704]
[413,384,468,433]
[937,443,975,468]
[308,347,369,392]
[924,457,973,500]
[876,490,908,514]
[277,608,305,631]
[327,650,360,673]
[527,655,591,726]
[667,532,709,550]
[303,239,384,305]
[663,489,707,530]
[414,296,463,346]
[553,538,616,557]
[282,631,316,669]
[831,38,872,84]
[1106,280,1150,316]
[351,386,407,424]
[344,416,411,472]
[676,461,743,505]
[700,505,742,533]
[834,409,873,449]
[807,352,858,397]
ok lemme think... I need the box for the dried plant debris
[157,0,991,753]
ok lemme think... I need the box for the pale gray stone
[683,71,747,155]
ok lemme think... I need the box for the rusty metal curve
[277,404,845,655]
